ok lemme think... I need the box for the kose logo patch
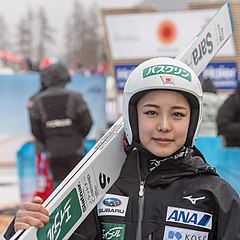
[163,226,209,240]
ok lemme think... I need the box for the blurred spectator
[198,78,223,136]
[27,79,47,152]
[74,60,86,75]
[27,80,53,200]
[217,85,240,147]
[25,58,33,71]
[29,63,93,187]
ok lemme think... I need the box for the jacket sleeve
[75,94,93,137]
[28,98,45,144]
[29,117,45,144]
[77,109,93,137]
[69,208,101,240]
[216,182,240,239]
[216,93,240,137]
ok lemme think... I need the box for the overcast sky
[0,0,143,58]
[0,0,143,28]
[0,0,89,57]
[0,0,97,28]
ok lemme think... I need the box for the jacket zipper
[136,180,145,240]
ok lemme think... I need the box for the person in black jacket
[216,85,240,147]
[4,58,240,240]
[198,78,220,136]
[28,63,93,187]
[27,79,47,153]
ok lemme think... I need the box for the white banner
[105,8,236,60]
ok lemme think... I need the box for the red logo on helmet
[161,76,174,85]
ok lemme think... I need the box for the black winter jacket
[4,148,240,240]
[29,85,93,158]
[217,87,240,147]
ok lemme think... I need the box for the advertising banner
[105,8,236,60]
[115,61,239,92]
[200,61,239,91]
[114,64,138,91]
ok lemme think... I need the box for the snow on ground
[0,134,34,208]
[0,166,20,207]
[0,135,33,166]
[0,166,20,240]
[0,134,33,239]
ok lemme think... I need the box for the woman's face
[137,90,190,157]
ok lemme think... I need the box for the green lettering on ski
[37,188,82,240]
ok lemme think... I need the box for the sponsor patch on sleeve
[166,206,212,230]
[97,194,129,217]
[163,226,209,240]
[101,222,126,240]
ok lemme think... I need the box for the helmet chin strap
[129,138,191,160]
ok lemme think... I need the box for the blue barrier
[17,141,37,202]
[196,136,240,194]
[16,140,96,202]
[0,73,106,139]
[17,137,239,203]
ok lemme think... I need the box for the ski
[9,117,126,240]
[8,2,233,240]
[176,2,234,75]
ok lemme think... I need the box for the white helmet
[122,57,203,148]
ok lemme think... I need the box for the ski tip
[226,2,234,33]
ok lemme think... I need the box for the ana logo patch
[163,226,209,240]
[97,194,129,217]
[166,206,212,229]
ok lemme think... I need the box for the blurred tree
[35,7,55,61]
[64,0,85,67]
[64,0,105,70]
[0,15,11,50]
[15,7,55,64]
[83,3,105,69]
[1,2,106,70]
[16,8,34,59]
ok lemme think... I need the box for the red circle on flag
[157,20,177,44]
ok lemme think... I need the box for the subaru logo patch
[97,194,129,217]
[103,198,121,207]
